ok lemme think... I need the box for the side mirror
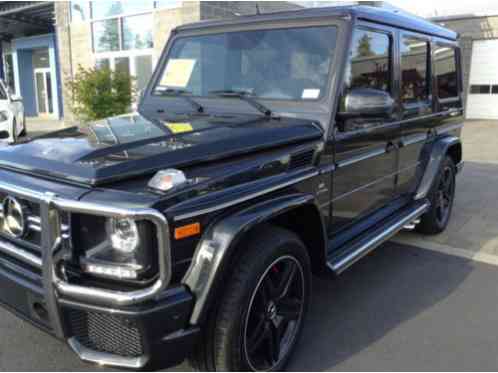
[338,88,395,119]
[0,130,10,140]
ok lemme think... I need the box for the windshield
[153,26,337,101]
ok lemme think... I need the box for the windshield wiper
[156,88,204,114]
[208,90,275,118]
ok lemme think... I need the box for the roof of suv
[175,5,458,41]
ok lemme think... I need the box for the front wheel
[191,226,311,371]
[416,155,456,234]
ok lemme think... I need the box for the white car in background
[0,80,25,143]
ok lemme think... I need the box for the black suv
[0,5,463,371]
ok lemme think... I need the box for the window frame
[399,31,432,110]
[150,24,340,103]
[432,40,461,107]
[346,25,394,96]
[335,22,396,134]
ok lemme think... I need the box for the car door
[331,25,399,233]
[396,32,433,197]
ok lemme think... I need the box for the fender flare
[182,193,326,325]
[414,135,462,200]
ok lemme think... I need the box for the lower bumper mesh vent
[67,309,144,358]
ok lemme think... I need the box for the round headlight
[107,218,140,253]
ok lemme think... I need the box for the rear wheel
[416,155,456,234]
[10,118,17,143]
[190,226,311,371]
[19,114,26,136]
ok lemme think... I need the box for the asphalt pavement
[2,242,498,371]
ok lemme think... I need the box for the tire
[190,226,311,371]
[10,119,16,143]
[416,155,456,235]
[19,114,26,137]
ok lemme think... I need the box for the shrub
[68,66,134,122]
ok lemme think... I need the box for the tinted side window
[401,37,429,104]
[346,29,391,93]
[434,46,458,99]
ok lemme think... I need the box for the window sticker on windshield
[160,59,196,88]
[165,122,194,134]
[302,89,321,99]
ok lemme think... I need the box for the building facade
[0,2,62,120]
[0,1,300,124]
[432,15,498,119]
[5,2,493,123]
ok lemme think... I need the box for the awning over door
[0,2,54,42]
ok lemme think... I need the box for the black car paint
[0,113,322,186]
[0,6,464,370]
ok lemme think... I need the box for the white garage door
[467,39,498,119]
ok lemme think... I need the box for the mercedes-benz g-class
[0,6,463,371]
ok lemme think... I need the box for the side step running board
[327,200,430,274]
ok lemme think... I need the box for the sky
[296,0,498,18]
[387,0,498,17]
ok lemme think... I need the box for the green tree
[68,66,135,122]
[357,33,373,57]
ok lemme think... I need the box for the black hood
[0,113,323,186]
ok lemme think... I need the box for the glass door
[34,68,53,116]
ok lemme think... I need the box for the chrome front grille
[0,193,71,262]
[0,195,42,249]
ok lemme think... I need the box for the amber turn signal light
[174,222,201,240]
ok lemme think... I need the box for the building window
[95,54,154,92]
[91,13,153,53]
[115,57,131,76]
[434,46,458,99]
[401,37,429,104]
[470,85,491,94]
[96,58,111,70]
[123,14,153,50]
[93,19,120,52]
[90,1,159,100]
[135,55,153,91]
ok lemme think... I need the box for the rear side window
[434,46,459,99]
[401,37,430,104]
[345,29,391,93]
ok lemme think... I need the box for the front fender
[182,193,324,325]
[415,135,462,200]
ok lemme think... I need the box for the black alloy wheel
[416,155,456,234]
[435,164,455,227]
[243,256,305,371]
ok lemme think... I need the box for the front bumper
[0,257,199,369]
[0,178,199,370]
